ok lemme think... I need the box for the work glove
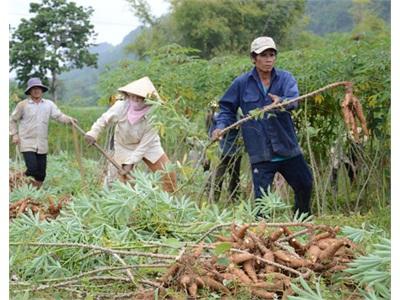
[11,134,20,145]
[84,134,96,145]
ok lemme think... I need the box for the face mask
[127,100,151,125]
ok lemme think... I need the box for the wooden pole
[71,124,85,186]
[214,81,351,140]
[70,122,134,181]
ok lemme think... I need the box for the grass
[315,208,390,234]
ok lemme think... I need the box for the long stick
[10,241,176,259]
[35,264,170,284]
[70,121,134,180]
[304,99,321,216]
[111,252,135,283]
[174,81,351,196]
[71,124,85,186]
[215,81,351,140]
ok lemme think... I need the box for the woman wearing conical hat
[84,76,176,192]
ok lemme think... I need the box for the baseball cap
[250,36,277,54]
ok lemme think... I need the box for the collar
[250,67,278,82]
[28,98,44,104]
[250,67,278,95]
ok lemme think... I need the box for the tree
[9,0,98,102]
[126,0,305,58]
[126,0,156,26]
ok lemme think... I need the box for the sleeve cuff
[129,155,141,165]
[86,130,98,140]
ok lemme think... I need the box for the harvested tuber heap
[135,222,359,299]
[10,195,70,221]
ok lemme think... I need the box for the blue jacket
[216,67,301,164]
[208,112,240,156]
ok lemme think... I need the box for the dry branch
[215,81,351,140]
[10,242,176,259]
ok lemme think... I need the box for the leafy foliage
[345,238,391,299]
[289,276,325,300]
[254,187,291,221]
[9,80,24,112]
[341,223,386,243]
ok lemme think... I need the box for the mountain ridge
[58,27,142,105]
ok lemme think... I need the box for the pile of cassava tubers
[9,196,70,221]
[136,222,358,299]
[9,170,31,192]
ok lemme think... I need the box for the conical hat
[117,76,161,100]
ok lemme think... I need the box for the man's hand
[268,93,281,105]
[84,134,96,145]
[118,164,134,176]
[67,117,78,124]
[12,135,20,145]
[211,128,224,141]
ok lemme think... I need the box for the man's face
[253,49,276,73]
[29,87,43,99]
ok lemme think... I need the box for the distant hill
[58,27,142,106]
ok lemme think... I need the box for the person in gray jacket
[9,78,76,188]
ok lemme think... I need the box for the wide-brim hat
[250,36,277,54]
[117,76,161,100]
[25,77,49,95]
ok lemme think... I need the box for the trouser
[142,154,177,193]
[251,154,313,215]
[22,151,47,182]
[213,153,242,202]
[119,153,177,193]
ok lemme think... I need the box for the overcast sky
[9,0,170,45]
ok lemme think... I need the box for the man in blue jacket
[212,36,313,216]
